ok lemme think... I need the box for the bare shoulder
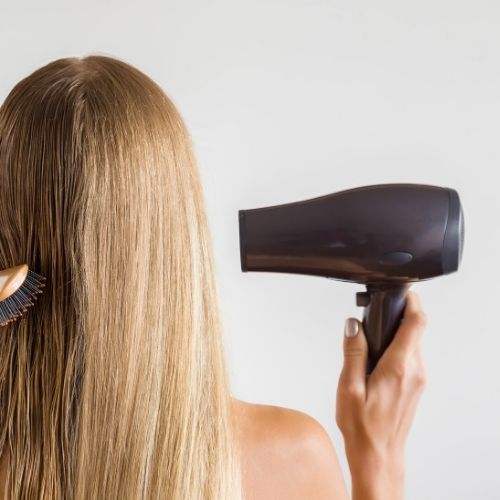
[231,398,348,500]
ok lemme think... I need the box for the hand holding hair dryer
[238,183,464,373]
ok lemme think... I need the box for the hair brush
[0,264,46,326]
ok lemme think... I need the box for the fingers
[338,318,368,401]
[373,290,428,389]
[402,290,427,326]
[383,290,427,358]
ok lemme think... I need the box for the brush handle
[356,283,412,373]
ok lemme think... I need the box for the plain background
[1,1,499,498]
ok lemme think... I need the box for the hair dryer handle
[356,284,412,373]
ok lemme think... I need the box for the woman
[0,55,427,499]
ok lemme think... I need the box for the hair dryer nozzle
[442,188,464,274]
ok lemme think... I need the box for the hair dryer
[238,183,464,372]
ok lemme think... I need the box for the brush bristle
[0,269,46,326]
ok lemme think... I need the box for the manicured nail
[344,318,359,337]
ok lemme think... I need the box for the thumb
[339,318,368,397]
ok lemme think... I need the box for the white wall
[1,1,499,498]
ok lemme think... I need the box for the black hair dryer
[238,183,464,373]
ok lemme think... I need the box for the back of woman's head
[0,55,242,500]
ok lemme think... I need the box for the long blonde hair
[0,54,243,499]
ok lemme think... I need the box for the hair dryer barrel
[239,184,464,285]
[238,183,464,372]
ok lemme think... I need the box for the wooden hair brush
[0,264,46,326]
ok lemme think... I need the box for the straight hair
[0,54,243,499]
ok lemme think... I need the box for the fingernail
[344,318,359,337]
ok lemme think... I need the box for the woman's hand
[335,290,428,500]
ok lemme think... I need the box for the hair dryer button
[379,251,413,265]
[356,292,371,307]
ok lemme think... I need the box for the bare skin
[0,400,348,500]
[0,291,426,499]
[336,291,427,500]
[233,290,427,500]
[232,398,349,500]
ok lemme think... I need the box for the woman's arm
[336,290,427,500]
